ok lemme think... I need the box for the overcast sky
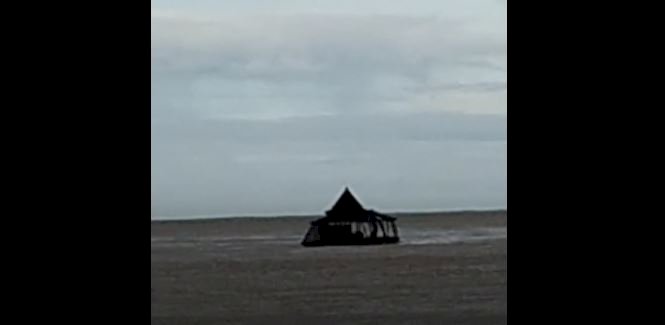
[151,0,506,218]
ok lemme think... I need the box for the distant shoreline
[151,208,507,224]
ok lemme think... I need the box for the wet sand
[151,210,507,325]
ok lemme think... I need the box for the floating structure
[301,187,400,247]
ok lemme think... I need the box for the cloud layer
[151,1,506,217]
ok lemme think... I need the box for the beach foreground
[151,210,507,325]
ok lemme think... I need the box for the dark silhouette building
[301,187,399,246]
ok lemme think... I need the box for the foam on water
[151,235,302,247]
[151,227,506,248]
[402,227,506,245]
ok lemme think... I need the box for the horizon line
[151,207,507,222]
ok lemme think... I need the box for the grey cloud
[151,15,505,81]
[151,14,506,119]
[151,9,507,217]
[153,112,506,146]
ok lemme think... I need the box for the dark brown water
[151,211,507,325]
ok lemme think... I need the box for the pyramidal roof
[328,187,365,214]
[311,187,395,225]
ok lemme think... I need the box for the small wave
[151,235,302,247]
[152,228,506,248]
[402,227,506,245]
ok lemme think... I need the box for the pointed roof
[311,187,397,225]
[327,187,365,215]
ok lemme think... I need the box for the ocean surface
[152,211,507,324]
